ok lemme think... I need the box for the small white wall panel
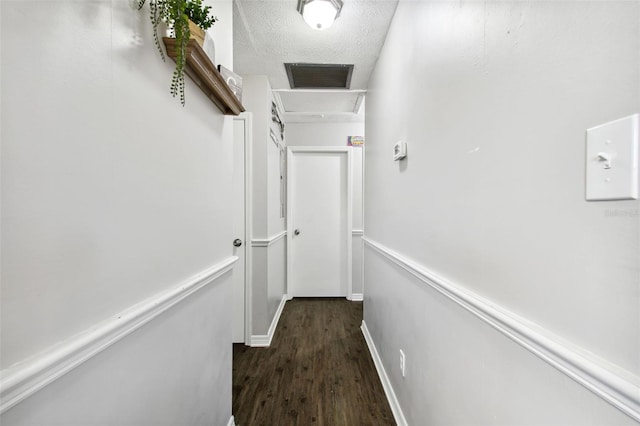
[586,114,639,201]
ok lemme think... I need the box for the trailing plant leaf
[138,0,168,61]
[168,0,190,105]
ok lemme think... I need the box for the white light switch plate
[585,114,639,201]
[393,140,407,161]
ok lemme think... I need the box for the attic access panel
[285,63,354,89]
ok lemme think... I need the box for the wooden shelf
[162,38,245,115]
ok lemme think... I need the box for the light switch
[585,113,639,201]
[393,140,407,160]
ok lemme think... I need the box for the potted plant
[185,0,218,48]
[137,0,218,105]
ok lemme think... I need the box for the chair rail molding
[363,237,640,422]
[0,256,238,414]
[251,230,287,247]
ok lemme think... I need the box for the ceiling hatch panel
[285,63,354,89]
[279,91,362,113]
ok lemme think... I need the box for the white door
[232,118,247,343]
[287,147,352,298]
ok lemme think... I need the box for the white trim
[0,257,238,414]
[351,293,364,302]
[235,113,253,346]
[272,89,367,94]
[363,237,640,422]
[227,415,236,426]
[287,146,352,299]
[283,113,364,124]
[250,295,288,347]
[361,321,408,426]
[361,146,365,298]
[286,148,294,297]
[347,147,353,300]
[352,230,364,300]
[251,230,287,247]
[353,94,365,114]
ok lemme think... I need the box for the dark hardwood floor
[233,298,395,426]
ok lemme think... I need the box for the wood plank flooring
[233,298,395,426]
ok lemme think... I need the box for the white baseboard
[351,293,364,301]
[250,294,287,347]
[361,320,408,426]
[0,257,238,414]
[226,415,235,426]
[363,237,640,423]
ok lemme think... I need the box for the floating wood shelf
[162,38,245,115]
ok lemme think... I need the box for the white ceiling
[233,0,398,122]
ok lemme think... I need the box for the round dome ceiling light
[297,0,344,31]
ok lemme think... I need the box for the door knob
[294,229,301,236]
[233,238,242,247]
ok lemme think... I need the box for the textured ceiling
[233,0,398,121]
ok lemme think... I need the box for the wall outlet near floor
[400,349,406,377]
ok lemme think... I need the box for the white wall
[1,1,234,424]
[241,76,287,338]
[286,122,365,297]
[207,0,233,71]
[364,1,639,424]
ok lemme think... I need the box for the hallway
[233,299,394,425]
[2,1,639,425]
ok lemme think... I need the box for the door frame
[286,146,353,300]
[233,113,253,344]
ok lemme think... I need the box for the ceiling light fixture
[297,0,343,31]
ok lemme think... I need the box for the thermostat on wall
[393,140,407,160]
